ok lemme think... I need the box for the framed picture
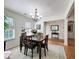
[36,24,41,30]
[68,24,73,32]
[51,25,59,31]
[68,21,74,32]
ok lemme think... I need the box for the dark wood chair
[41,35,48,56]
[24,35,37,57]
[20,32,26,52]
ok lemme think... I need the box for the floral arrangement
[31,29,37,34]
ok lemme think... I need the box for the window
[24,22,33,35]
[4,17,15,41]
[25,22,32,29]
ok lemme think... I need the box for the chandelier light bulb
[40,15,42,18]
[30,13,33,16]
[37,13,39,16]
[32,15,34,18]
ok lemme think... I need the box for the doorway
[68,8,75,46]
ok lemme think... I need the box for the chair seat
[24,41,37,57]
[41,43,47,47]
[41,43,45,46]
[26,42,37,49]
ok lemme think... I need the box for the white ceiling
[4,0,74,20]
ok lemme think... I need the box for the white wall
[65,0,74,17]
[45,20,64,39]
[35,19,64,39]
[4,9,33,49]
[64,18,68,45]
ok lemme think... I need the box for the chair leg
[44,47,46,56]
[24,45,28,55]
[24,49,28,55]
[46,45,48,51]
[31,49,33,57]
[26,48,28,55]
[37,46,39,53]
[20,44,22,52]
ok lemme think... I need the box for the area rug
[8,44,67,59]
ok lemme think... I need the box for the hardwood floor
[48,39,75,59]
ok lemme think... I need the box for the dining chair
[41,35,48,56]
[24,35,37,57]
[20,32,26,52]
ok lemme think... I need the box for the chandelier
[30,9,42,22]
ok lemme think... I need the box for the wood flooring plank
[48,39,74,59]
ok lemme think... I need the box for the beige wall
[45,20,64,39]
[4,9,33,49]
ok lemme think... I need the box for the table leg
[39,42,41,59]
